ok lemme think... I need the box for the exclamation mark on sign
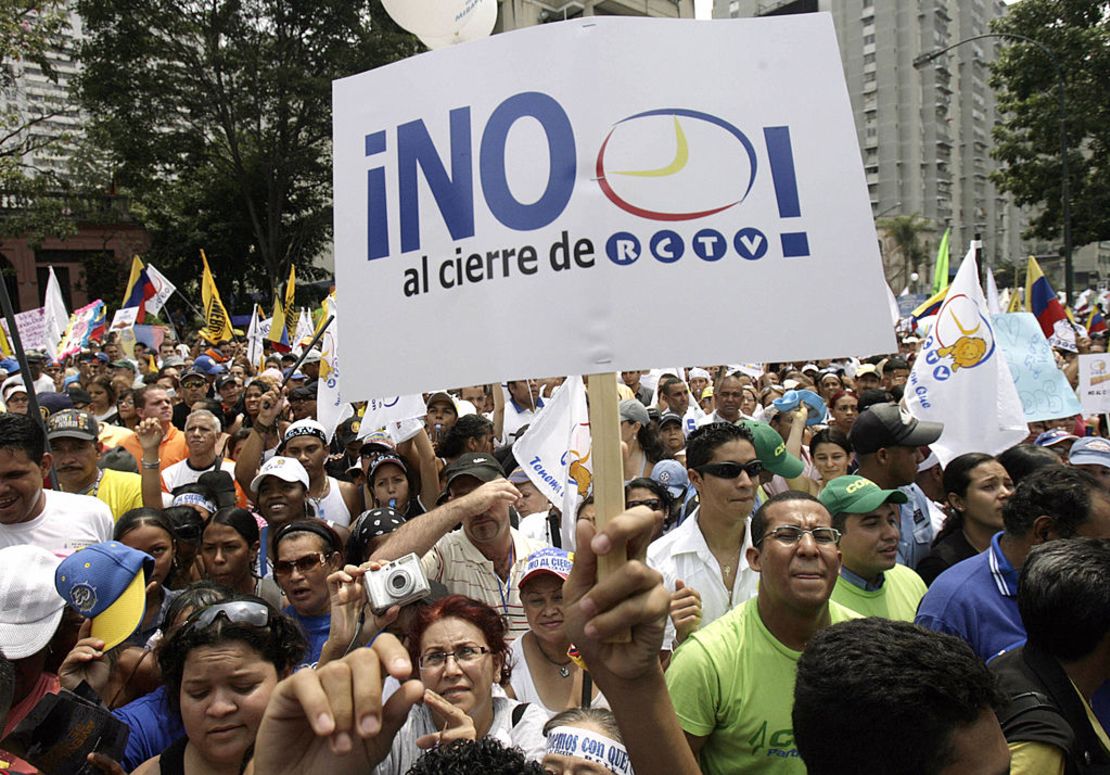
[763,126,809,258]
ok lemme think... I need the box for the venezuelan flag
[121,256,157,323]
[1087,307,1107,335]
[267,297,291,352]
[1025,257,1068,338]
[911,286,947,321]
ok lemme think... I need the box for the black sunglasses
[695,460,763,479]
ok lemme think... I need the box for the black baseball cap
[443,452,505,492]
[849,403,943,455]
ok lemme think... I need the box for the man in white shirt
[160,408,246,506]
[647,421,763,652]
[0,413,112,556]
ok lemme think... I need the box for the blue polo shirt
[916,532,1110,730]
[112,685,184,772]
[914,532,1023,662]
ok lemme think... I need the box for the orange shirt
[116,423,188,472]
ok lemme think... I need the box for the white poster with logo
[333,15,895,397]
[1078,354,1110,415]
[1,307,47,351]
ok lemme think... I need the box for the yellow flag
[282,264,296,341]
[0,321,11,357]
[199,250,233,343]
[1007,288,1022,313]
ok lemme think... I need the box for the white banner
[333,15,894,398]
[44,266,68,357]
[357,393,427,436]
[1,307,47,352]
[144,264,177,316]
[1078,354,1110,415]
[511,376,590,549]
[905,249,1027,465]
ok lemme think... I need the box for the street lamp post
[913,33,1072,305]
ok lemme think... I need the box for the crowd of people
[0,323,1108,774]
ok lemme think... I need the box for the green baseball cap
[819,475,908,516]
[738,420,804,479]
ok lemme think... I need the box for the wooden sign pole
[586,372,631,643]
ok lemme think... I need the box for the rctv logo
[361,92,808,262]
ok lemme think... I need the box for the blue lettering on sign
[733,227,768,260]
[650,230,684,263]
[365,92,575,259]
[933,365,952,381]
[692,228,726,261]
[606,232,641,265]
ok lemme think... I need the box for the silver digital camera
[365,553,431,615]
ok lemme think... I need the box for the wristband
[142,461,160,470]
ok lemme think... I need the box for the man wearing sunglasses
[648,422,763,654]
[819,475,926,621]
[666,490,856,775]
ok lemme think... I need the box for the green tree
[877,214,932,292]
[990,0,1110,248]
[74,0,420,303]
[0,0,83,242]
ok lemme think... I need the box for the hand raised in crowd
[562,505,670,684]
[250,635,425,775]
[58,619,111,696]
[319,563,400,666]
[670,579,702,646]
[257,388,285,427]
[414,689,476,750]
[136,416,164,452]
[455,479,520,516]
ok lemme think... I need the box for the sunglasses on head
[695,460,763,479]
[185,600,271,634]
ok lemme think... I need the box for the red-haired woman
[369,595,547,773]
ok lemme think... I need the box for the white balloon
[382,0,489,39]
[417,0,497,49]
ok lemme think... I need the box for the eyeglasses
[627,498,663,511]
[756,526,842,547]
[418,645,491,670]
[695,460,763,479]
[272,552,327,576]
[185,600,271,633]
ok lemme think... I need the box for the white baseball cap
[249,455,311,495]
[0,545,65,659]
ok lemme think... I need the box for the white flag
[316,295,352,443]
[144,264,177,316]
[295,309,314,348]
[905,248,1027,465]
[246,306,265,372]
[357,394,427,436]
[886,284,900,326]
[511,376,591,549]
[43,267,68,357]
[985,267,1002,316]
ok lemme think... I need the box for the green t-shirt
[830,564,927,622]
[665,597,860,775]
[97,468,144,522]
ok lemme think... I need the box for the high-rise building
[715,0,1040,291]
[499,0,694,31]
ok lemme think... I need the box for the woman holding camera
[271,520,344,670]
[131,595,306,775]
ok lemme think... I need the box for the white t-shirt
[161,457,237,494]
[517,510,558,547]
[373,696,546,774]
[0,490,113,556]
[507,636,609,717]
[32,374,56,395]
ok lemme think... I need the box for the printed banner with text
[333,15,895,397]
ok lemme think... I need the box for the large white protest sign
[1077,354,1110,415]
[333,16,894,397]
[993,312,1082,421]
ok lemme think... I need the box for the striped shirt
[420,528,547,641]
